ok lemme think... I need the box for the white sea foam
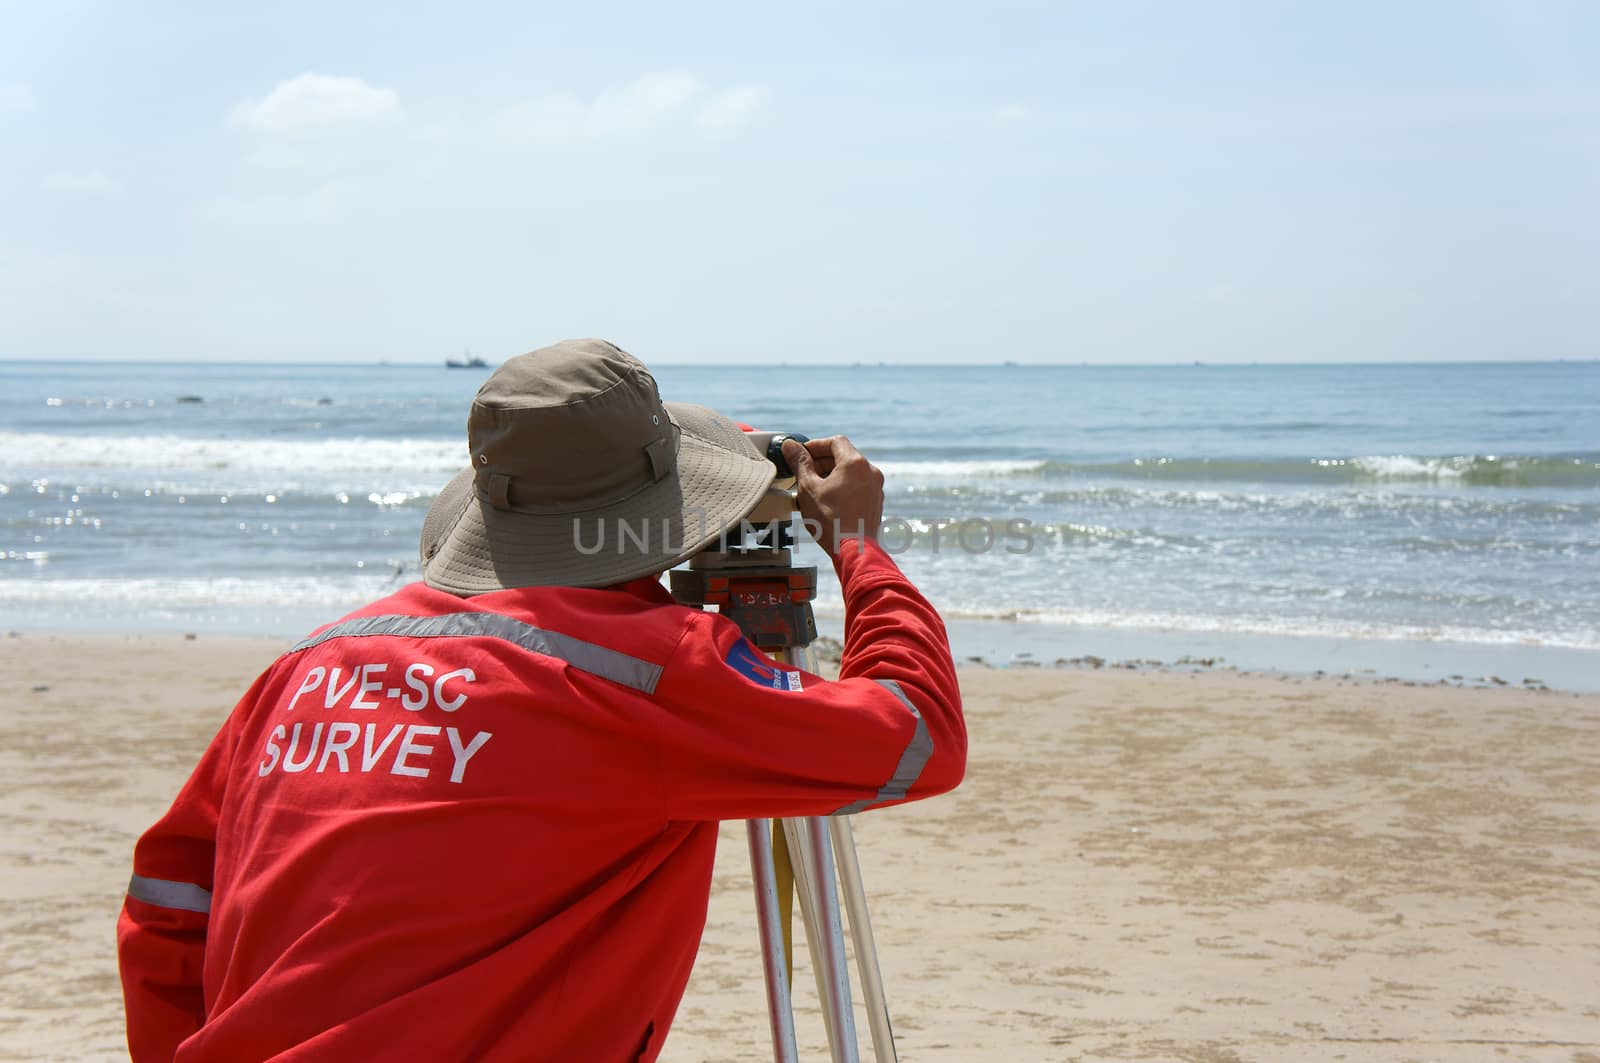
[918,605,1600,652]
[1347,455,1469,480]
[0,432,465,493]
[877,459,1047,480]
[0,575,391,608]
[7,576,1594,653]
[4,434,1051,483]
[1,431,465,473]
[1342,454,1598,484]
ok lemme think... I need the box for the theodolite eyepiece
[766,433,810,479]
[743,431,811,480]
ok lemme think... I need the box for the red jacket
[118,538,964,1061]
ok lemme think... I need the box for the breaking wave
[887,454,1600,487]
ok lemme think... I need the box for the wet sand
[2,632,1596,1061]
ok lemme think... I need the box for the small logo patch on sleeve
[724,639,804,691]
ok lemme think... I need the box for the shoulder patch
[724,639,805,691]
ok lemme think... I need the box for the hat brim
[420,403,775,593]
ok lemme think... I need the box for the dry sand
[1,632,1597,1062]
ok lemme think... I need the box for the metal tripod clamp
[668,483,819,650]
[668,563,818,650]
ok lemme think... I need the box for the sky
[1,1,1597,365]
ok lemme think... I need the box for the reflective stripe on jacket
[117,537,964,1062]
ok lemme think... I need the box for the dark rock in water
[1487,675,1508,686]
[176,395,203,404]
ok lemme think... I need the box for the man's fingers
[782,439,820,487]
[793,435,857,476]
[825,435,864,468]
[781,438,809,469]
[802,438,835,457]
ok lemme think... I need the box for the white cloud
[0,84,34,115]
[603,72,701,129]
[196,180,360,226]
[230,74,403,132]
[992,103,1031,126]
[492,72,711,147]
[695,85,768,135]
[42,171,119,195]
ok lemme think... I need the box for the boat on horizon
[446,350,487,369]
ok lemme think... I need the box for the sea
[4,359,1599,690]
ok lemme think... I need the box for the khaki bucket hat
[420,338,775,594]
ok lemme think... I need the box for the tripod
[671,462,898,1063]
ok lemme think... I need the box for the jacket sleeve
[650,536,965,820]
[117,673,257,1062]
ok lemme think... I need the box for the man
[118,338,965,1061]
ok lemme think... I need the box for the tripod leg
[829,816,897,1062]
[792,816,860,1062]
[800,816,864,1056]
[747,819,799,1063]
[772,820,795,987]
[782,818,839,1053]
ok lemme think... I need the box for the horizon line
[4,356,1597,369]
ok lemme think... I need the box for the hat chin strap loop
[487,473,513,511]
[644,436,673,482]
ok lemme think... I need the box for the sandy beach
[2,631,1596,1062]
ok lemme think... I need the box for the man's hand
[781,436,884,558]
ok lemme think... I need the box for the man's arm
[647,436,965,820]
[117,677,255,1061]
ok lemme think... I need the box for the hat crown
[468,338,674,511]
